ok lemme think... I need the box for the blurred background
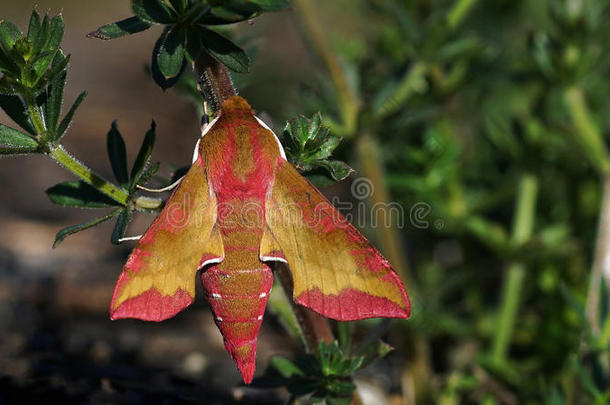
[1,0,610,403]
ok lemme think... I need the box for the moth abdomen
[201,264,273,383]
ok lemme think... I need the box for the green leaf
[31,15,64,86]
[270,356,304,378]
[111,208,132,244]
[32,15,49,56]
[132,0,175,24]
[157,26,186,79]
[0,94,36,134]
[27,11,41,44]
[200,27,250,73]
[45,65,66,133]
[106,121,129,186]
[53,209,121,248]
[46,180,123,208]
[130,121,156,191]
[87,16,152,40]
[151,31,186,90]
[315,160,353,181]
[56,90,87,138]
[0,20,22,52]
[0,123,37,154]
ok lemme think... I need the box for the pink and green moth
[110,96,410,383]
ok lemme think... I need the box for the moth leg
[137,176,183,193]
[117,235,143,243]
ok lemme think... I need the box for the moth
[110,96,410,383]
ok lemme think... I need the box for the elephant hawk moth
[110,96,410,383]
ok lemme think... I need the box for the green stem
[49,146,129,205]
[491,173,538,364]
[564,87,610,176]
[565,87,610,335]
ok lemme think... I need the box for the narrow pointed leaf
[46,180,122,208]
[130,121,156,191]
[45,67,66,133]
[32,15,49,56]
[200,27,250,73]
[0,94,36,134]
[0,20,22,52]
[27,11,41,43]
[57,90,87,137]
[31,15,64,85]
[111,208,132,244]
[53,209,121,248]
[107,122,129,185]
[157,26,186,79]
[0,124,37,154]
[87,16,152,40]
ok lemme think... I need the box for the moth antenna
[117,235,142,243]
[137,177,183,193]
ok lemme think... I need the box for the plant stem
[49,146,129,205]
[293,0,359,136]
[491,173,538,364]
[565,87,610,335]
[564,87,610,176]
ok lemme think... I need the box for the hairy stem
[491,173,538,363]
[22,90,129,206]
[49,146,129,205]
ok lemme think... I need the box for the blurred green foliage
[286,0,610,402]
